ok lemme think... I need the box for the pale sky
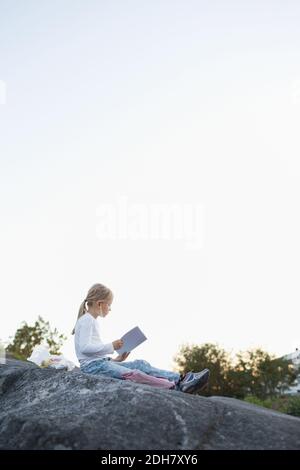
[0,0,299,370]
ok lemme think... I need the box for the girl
[72,283,210,393]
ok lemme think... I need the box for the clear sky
[1,0,299,370]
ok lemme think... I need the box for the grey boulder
[0,358,300,450]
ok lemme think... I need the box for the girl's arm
[79,318,114,356]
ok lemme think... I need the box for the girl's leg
[121,370,175,389]
[120,359,180,383]
[80,358,175,389]
[81,358,136,379]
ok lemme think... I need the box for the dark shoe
[179,369,210,394]
[180,371,194,383]
[174,371,194,391]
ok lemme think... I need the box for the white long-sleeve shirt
[74,312,114,366]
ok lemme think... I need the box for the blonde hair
[71,283,113,335]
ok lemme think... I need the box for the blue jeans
[80,357,180,383]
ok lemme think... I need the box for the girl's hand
[112,352,130,362]
[112,339,124,350]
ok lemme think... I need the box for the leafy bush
[286,396,300,417]
[244,395,300,417]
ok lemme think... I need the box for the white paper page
[117,326,147,354]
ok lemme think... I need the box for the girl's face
[99,299,112,318]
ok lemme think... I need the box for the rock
[0,358,300,450]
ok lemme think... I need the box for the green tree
[234,348,297,399]
[173,343,297,399]
[6,316,67,361]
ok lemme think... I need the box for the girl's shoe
[194,368,210,380]
[174,371,194,390]
[179,369,210,394]
[180,371,194,383]
[180,368,210,384]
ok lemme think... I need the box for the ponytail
[71,299,87,335]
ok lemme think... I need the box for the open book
[116,326,147,355]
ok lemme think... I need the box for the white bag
[27,344,76,371]
[27,344,50,366]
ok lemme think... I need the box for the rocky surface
[1,358,300,450]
